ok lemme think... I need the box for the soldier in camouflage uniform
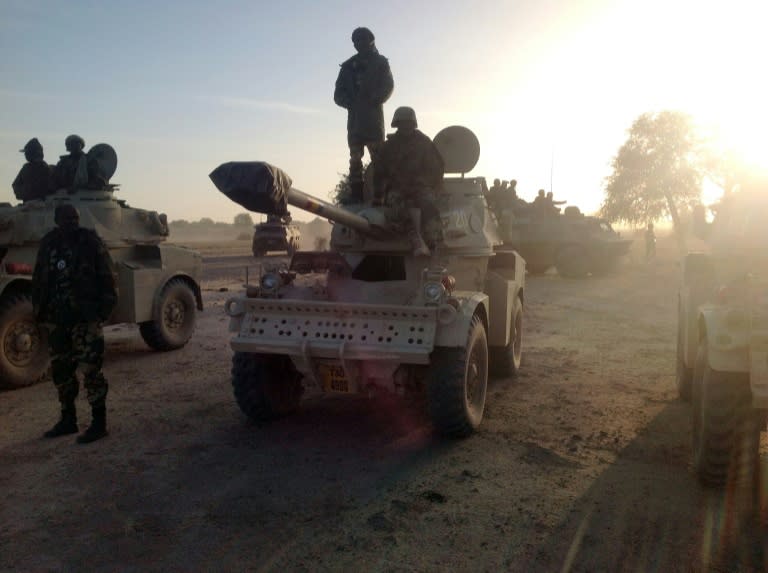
[54,134,89,191]
[12,138,53,202]
[334,27,394,204]
[32,204,117,443]
[373,106,444,256]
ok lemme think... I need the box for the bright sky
[1,0,766,223]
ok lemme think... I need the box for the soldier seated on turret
[373,106,444,257]
[12,138,54,202]
[54,135,89,192]
[546,191,566,215]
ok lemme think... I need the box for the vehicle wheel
[427,314,489,438]
[232,352,303,422]
[676,306,693,402]
[490,297,522,378]
[0,294,49,389]
[139,278,197,351]
[692,340,762,487]
[555,246,590,278]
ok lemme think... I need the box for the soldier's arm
[371,58,394,105]
[31,237,49,318]
[333,64,353,109]
[12,167,24,201]
[92,236,118,321]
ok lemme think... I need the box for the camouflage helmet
[351,27,375,43]
[391,106,417,128]
[65,134,85,152]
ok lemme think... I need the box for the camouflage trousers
[348,140,382,186]
[386,189,443,247]
[46,321,108,409]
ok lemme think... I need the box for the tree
[330,162,369,205]
[233,212,254,227]
[601,111,703,251]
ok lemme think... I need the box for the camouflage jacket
[334,50,394,144]
[373,129,444,202]
[12,161,53,202]
[32,227,117,324]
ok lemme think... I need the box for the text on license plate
[319,364,352,393]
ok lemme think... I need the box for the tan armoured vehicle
[251,213,301,257]
[0,143,202,389]
[212,126,525,437]
[677,186,768,485]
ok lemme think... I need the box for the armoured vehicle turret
[493,200,632,277]
[0,143,202,389]
[211,126,526,437]
[676,185,768,486]
[251,213,301,257]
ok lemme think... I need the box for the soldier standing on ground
[32,204,118,444]
[373,106,444,256]
[645,222,656,262]
[12,138,53,202]
[334,27,394,204]
[54,135,89,191]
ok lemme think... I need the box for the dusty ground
[1,238,767,572]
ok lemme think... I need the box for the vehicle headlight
[260,272,280,292]
[423,282,445,304]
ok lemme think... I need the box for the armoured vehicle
[212,126,525,437]
[0,143,203,389]
[677,187,768,485]
[251,213,301,257]
[495,203,632,277]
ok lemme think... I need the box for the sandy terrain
[1,237,766,572]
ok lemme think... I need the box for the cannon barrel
[210,161,384,237]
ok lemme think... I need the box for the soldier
[546,191,566,214]
[32,204,118,444]
[54,134,89,191]
[373,106,444,256]
[12,138,53,202]
[334,27,394,204]
[645,222,656,262]
[532,189,547,215]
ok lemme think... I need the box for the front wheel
[490,297,523,378]
[427,315,489,438]
[676,307,693,402]
[232,352,303,422]
[139,278,197,351]
[0,294,49,389]
[692,340,762,486]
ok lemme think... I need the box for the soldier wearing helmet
[334,27,394,204]
[54,134,89,191]
[373,106,444,256]
[12,137,53,202]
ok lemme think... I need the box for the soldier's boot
[408,208,430,257]
[43,404,78,438]
[76,406,108,444]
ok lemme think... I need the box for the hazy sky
[1,0,766,222]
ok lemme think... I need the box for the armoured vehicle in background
[212,126,525,437]
[251,213,301,257]
[496,204,632,277]
[677,187,768,486]
[0,143,203,390]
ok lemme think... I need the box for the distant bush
[235,232,251,241]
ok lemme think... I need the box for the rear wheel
[490,297,523,378]
[428,315,489,438]
[692,340,762,486]
[0,294,48,389]
[139,278,197,351]
[232,352,303,422]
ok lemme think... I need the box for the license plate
[319,364,352,393]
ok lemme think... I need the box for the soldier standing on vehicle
[32,204,117,444]
[54,135,89,191]
[334,27,394,205]
[373,106,444,256]
[12,138,53,202]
